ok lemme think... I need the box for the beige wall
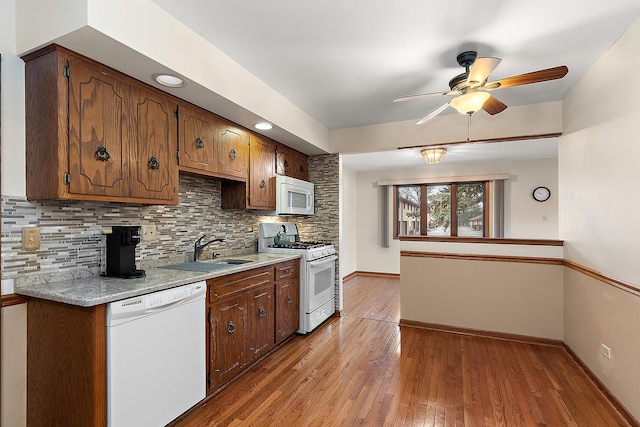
[559,15,640,421]
[1,304,27,427]
[339,161,357,278]
[354,157,559,275]
[564,270,640,419]
[400,256,564,340]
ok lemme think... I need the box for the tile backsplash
[1,154,340,289]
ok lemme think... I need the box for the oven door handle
[308,255,337,267]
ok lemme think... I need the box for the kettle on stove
[273,224,290,245]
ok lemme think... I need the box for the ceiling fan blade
[393,90,459,103]
[416,102,450,124]
[482,96,508,115]
[467,57,501,87]
[485,65,568,90]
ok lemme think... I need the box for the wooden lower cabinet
[206,261,299,394]
[209,294,247,390]
[27,299,107,427]
[247,284,275,363]
[276,277,299,344]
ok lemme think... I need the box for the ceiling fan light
[420,148,447,164]
[450,91,490,115]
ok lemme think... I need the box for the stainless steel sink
[161,259,253,273]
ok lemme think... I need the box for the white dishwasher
[106,281,206,427]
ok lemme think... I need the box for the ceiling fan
[394,51,568,125]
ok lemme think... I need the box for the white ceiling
[150,0,640,131]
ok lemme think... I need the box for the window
[395,181,488,238]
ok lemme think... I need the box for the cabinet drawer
[275,260,300,281]
[208,266,274,302]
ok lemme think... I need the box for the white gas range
[258,223,336,334]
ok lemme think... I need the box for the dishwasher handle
[107,282,206,326]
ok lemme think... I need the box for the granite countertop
[14,253,301,307]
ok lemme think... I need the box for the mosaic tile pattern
[1,157,341,291]
[297,154,341,307]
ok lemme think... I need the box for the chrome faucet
[194,235,226,261]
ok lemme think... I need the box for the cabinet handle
[286,296,293,304]
[284,160,289,167]
[227,320,236,334]
[260,180,266,188]
[299,165,305,173]
[258,307,266,318]
[195,137,205,148]
[147,156,160,170]
[230,148,237,159]
[95,146,110,161]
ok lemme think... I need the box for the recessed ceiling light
[153,73,187,88]
[254,122,273,130]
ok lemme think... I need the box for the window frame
[393,180,489,239]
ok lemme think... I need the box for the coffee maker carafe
[105,226,146,278]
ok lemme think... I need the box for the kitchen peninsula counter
[15,253,301,307]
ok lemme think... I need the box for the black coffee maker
[105,226,146,278]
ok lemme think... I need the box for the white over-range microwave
[275,175,314,215]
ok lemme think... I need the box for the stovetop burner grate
[268,241,332,250]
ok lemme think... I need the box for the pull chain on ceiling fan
[393,51,568,125]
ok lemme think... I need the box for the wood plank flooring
[174,275,631,427]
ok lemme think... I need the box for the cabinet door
[247,284,275,364]
[276,144,294,177]
[178,103,217,173]
[292,151,309,181]
[128,85,178,202]
[276,277,299,344]
[216,121,249,179]
[248,135,276,209]
[276,144,309,181]
[209,296,246,391]
[68,56,129,198]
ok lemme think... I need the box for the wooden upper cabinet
[248,135,276,210]
[129,85,178,202]
[24,45,179,204]
[216,121,249,180]
[276,143,309,181]
[67,56,129,198]
[178,103,218,174]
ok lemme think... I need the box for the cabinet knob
[147,156,160,170]
[286,296,293,304]
[260,180,266,188]
[284,160,289,167]
[95,146,111,162]
[299,165,305,173]
[230,148,238,159]
[195,137,205,149]
[227,320,236,334]
[258,307,266,318]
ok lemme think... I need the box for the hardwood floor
[341,275,400,323]
[174,275,631,427]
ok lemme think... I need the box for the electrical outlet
[22,227,41,250]
[601,344,612,360]
[141,224,157,242]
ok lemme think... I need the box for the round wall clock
[532,186,551,202]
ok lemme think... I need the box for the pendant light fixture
[420,147,447,164]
